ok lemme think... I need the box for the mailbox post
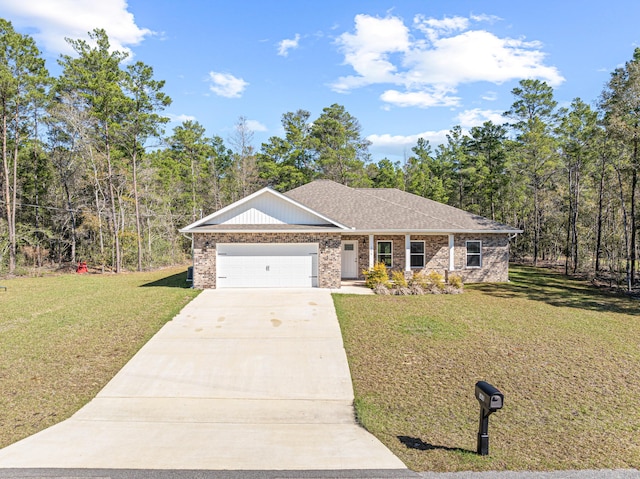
[474,381,504,456]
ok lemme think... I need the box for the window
[344,243,354,251]
[466,240,482,268]
[377,241,392,267]
[410,241,425,268]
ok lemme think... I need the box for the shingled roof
[284,180,520,233]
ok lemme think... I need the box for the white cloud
[0,0,153,56]
[245,119,267,132]
[455,109,508,128]
[417,15,469,33]
[482,91,498,101]
[167,113,197,123]
[207,71,248,98]
[278,34,300,57]
[413,14,469,42]
[380,87,460,108]
[368,129,451,157]
[403,30,563,86]
[470,13,502,24]
[332,13,564,108]
[332,14,410,92]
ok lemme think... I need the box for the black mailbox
[474,381,504,456]
[475,381,504,412]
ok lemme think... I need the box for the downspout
[368,234,374,270]
[405,234,411,273]
[448,234,455,272]
[507,233,519,283]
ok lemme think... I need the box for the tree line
[1,21,639,290]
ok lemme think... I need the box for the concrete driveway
[0,289,406,471]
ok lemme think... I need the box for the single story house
[179,180,522,289]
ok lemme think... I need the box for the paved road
[0,469,417,478]
[0,289,405,471]
[0,468,638,479]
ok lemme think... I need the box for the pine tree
[0,19,49,273]
[58,29,128,272]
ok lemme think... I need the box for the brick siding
[346,233,510,283]
[192,232,510,288]
[192,232,341,289]
[452,233,510,283]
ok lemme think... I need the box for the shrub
[363,262,390,289]
[426,271,445,291]
[410,270,429,289]
[448,273,464,290]
[369,268,463,295]
[390,270,408,288]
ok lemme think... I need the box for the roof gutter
[342,228,524,235]
[178,227,522,235]
[178,227,348,234]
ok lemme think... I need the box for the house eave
[341,229,523,235]
[180,227,522,235]
[179,227,347,234]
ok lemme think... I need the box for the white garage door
[217,243,318,288]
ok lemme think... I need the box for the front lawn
[0,267,199,449]
[334,266,640,472]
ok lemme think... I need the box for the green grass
[3,265,639,471]
[0,267,199,449]
[333,266,640,472]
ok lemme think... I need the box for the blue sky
[1,0,640,162]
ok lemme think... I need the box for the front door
[341,240,358,279]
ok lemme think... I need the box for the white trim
[449,234,455,271]
[202,229,525,236]
[376,240,393,267]
[466,240,482,268]
[410,240,425,269]
[179,187,351,232]
[368,234,374,270]
[348,228,522,234]
[405,235,411,271]
[180,227,345,234]
[186,228,522,235]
